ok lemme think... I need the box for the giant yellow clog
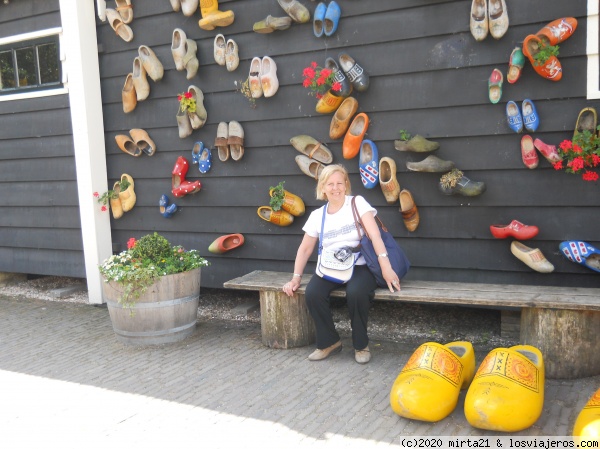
[464,345,544,432]
[573,387,600,444]
[390,341,475,422]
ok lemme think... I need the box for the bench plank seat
[223,270,600,379]
[224,270,600,311]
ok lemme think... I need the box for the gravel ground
[0,275,516,350]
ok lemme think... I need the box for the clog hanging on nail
[257,206,294,226]
[559,241,600,273]
[488,0,508,40]
[506,101,523,133]
[507,47,525,84]
[469,0,488,41]
[522,99,539,133]
[399,189,419,232]
[343,112,369,159]
[390,341,475,422]
[313,2,326,37]
[119,174,136,212]
[488,68,503,104]
[522,35,562,81]
[464,345,544,432]
[536,18,578,46]
[359,139,379,189]
[208,234,245,253]
[510,241,554,273]
[379,157,400,204]
[159,194,178,218]
[323,1,341,37]
[290,135,333,164]
[490,220,539,240]
[520,134,539,169]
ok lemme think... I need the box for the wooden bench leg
[259,291,316,349]
[520,308,600,379]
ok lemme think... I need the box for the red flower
[553,161,563,170]
[570,156,585,172]
[320,68,332,78]
[582,170,599,182]
[559,140,572,151]
[310,61,317,69]
[315,93,323,99]
[93,192,99,197]
[302,67,316,79]
[316,76,326,86]
[177,95,183,102]
[302,78,312,88]
[592,154,600,167]
[127,238,137,249]
[100,205,107,212]
[571,144,583,154]
[331,81,342,92]
[184,92,193,99]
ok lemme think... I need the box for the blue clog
[198,146,212,173]
[313,2,327,37]
[522,99,539,132]
[191,141,203,164]
[324,1,341,37]
[559,241,600,273]
[359,139,379,189]
[506,101,523,133]
[159,194,178,218]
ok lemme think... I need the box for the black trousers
[305,265,377,350]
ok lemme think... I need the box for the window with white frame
[0,28,65,99]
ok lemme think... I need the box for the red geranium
[555,127,600,182]
[301,61,341,98]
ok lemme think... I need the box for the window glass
[0,36,60,94]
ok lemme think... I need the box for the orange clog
[522,34,562,81]
[330,97,358,140]
[257,206,294,226]
[342,112,369,159]
[208,234,245,254]
[537,17,578,46]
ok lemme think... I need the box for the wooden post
[260,291,316,349]
[520,308,600,379]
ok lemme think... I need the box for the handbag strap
[318,204,327,255]
[320,200,363,254]
[351,196,388,242]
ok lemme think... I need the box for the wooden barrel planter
[103,268,201,346]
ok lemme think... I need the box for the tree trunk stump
[260,291,315,349]
[520,308,600,379]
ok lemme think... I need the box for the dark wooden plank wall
[0,0,85,277]
[97,0,600,289]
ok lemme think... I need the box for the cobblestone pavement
[1,295,598,448]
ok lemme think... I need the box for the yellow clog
[390,341,475,422]
[464,345,544,432]
[573,387,600,444]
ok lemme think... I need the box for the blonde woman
[282,164,400,364]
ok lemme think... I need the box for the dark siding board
[0,0,60,38]
[0,107,73,140]
[0,207,80,228]
[0,228,83,251]
[0,181,79,206]
[93,0,600,290]
[0,248,85,278]
[1,156,76,182]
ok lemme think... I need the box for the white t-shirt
[303,195,376,266]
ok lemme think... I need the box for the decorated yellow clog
[390,341,475,422]
[464,345,544,432]
[573,387,600,444]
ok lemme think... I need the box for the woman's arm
[360,211,401,292]
[283,233,318,297]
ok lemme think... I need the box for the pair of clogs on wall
[315,58,353,114]
[105,1,134,42]
[122,45,164,113]
[249,56,279,98]
[110,174,136,220]
[213,34,239,72]
[115,129,156,157]
[257,189,305,227]
[191,141,212,173]
[172,28,199,80]
[390,342,545,432]
[313,1,341,38]
[291,135,331,181]
[215,121,244,162]
[177,86,208,139]
[171,156,201,198]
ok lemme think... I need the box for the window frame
[0,27,67,102]
[587,0,600,99]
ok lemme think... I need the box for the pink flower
[93,192,99,197]
[100,205,107,212]
[127,238,137,249]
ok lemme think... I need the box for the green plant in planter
[269,181,286,211]
[532,42,559,66]
[398,129,412,141]
[99,232,209,310]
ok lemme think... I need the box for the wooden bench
[223,270,600,379]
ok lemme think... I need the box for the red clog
[522,35,562,82]
[520,135,539,169]
[533,138,561,164]
[342,112,369,159]
[172,180,201,198]
[536,17,577,46]
[208,233,245,254]
[490,220,539,240]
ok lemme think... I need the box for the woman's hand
[382,264,401,292]
[283,276,301,297]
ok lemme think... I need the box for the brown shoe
[355,346,371,364]
[399,189,419,232]
[329,97,358,140]
[308,340,342,361]
[379,157,400,204]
